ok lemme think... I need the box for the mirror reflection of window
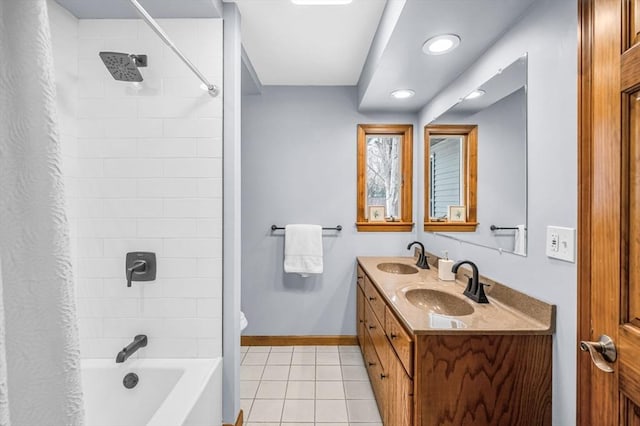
[366,134,402,219]
[423,123,477,231]
[429,135,464,219]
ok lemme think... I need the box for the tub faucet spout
[116,334,148,363]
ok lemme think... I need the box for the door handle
[580,334,616,373]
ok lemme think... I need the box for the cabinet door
[357,285,365,353]
[385,305,414,377]
[388,353,413,426]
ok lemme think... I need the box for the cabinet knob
[380,373,387,380]
[359,319,364,323]
[368,296,376,301]
[368,325,376,330]
[368,361,376,367]
[390,333,398,339]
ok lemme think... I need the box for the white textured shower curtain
[0,1,83,425]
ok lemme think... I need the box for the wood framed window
[424,124,478,232]
[356,124,413,232]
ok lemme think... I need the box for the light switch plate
[546,226,575,262]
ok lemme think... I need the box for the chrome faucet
[451,260,489,304]
[116,335,148,363]
[407,241,430,269]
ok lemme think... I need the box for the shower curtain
[0,1,83,425]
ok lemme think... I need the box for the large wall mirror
[425,55,528,255]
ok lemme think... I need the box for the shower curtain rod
[127,0,220,97]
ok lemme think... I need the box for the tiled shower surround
[50,3,223,359]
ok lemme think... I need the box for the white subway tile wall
[51,12,223,359]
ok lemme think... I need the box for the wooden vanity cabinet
[355,264,552,426]
[357,265,413,426]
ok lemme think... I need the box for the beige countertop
[357,256,556,335]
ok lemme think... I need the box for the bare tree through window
[366,135,401,218]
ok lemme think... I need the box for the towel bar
[490,225,525,231]
[271,225,342,231]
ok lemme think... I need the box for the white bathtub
[81,358,222,426]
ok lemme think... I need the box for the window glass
[366,134,402,219]
[429,135,464,219]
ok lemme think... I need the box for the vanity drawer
[363,330,388,419]
[357,285,365,353]
[385,306,414,377]
[364,275,386,326]
[365,300,389,370]
[357,265,365,290]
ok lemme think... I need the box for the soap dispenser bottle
[438,251,456,281]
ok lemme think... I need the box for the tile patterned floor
[240,345,383,426]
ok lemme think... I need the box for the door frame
[578,0,625,424]
[577,0,594,423]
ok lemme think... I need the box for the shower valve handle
[126,261,147,287]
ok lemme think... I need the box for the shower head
[98,52,147,82]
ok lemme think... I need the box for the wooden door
[579,0,640,423]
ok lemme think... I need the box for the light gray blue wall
[417,0,577,424]
[241,86,417,336]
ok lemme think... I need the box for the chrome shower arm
[127,0,220,97]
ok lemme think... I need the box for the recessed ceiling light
[391,89,415,99]
[465,89,485,100]
[291,0,353,4]
[422,34,461,55]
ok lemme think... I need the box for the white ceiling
[358,0,538,111]
[438,55,527,120]
[236,0,386,86]
[54,0,539,111]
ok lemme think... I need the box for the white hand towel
[513,225,527,256]
[284,224,323,277]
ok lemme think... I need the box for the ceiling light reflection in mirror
[429,55,528,256]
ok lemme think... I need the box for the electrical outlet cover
[546,226,575,262]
